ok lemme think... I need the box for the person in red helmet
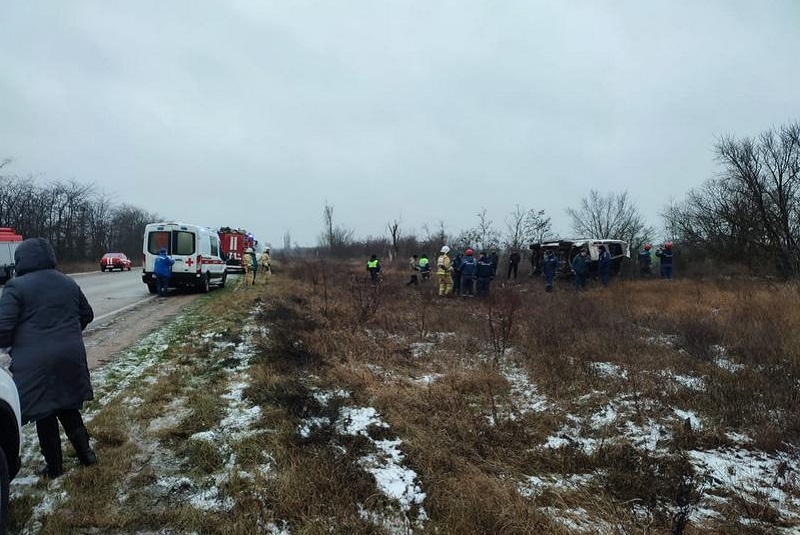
[655,242,674,279]
[459,249,476,297]
[638,243,653,277]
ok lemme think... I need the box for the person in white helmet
[436,246,453,296]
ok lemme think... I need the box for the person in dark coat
[655,242,674,279]
[460,249,476,297]
[451,251,462,296]
[154,247,175,297]
[597,246,612,287]
[542,250,558,292]
[507,250,521,279]
[475,252,495,297]
[489,250,499,277]
[638,244,652,277]
[571,249,589,290]
[0,238,96,478]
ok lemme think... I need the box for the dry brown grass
[9,265,800,534]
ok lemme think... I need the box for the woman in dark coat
[0,238,96,478]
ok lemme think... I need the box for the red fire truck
[0,228,23,284]
[217,227,256,273]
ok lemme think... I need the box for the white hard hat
[440,245,450,254]
[245,247,253,253]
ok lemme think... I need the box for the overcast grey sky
[2,1,799,247]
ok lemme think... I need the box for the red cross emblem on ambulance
[185,258,194,267]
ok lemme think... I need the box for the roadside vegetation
[7,262,800,535]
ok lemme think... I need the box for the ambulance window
[210,236,220,257]
[148,231,170,254]
[174,231,195,255]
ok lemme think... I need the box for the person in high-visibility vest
[436,246,453,296]
[418,254,431,281]
[366,254,381,284]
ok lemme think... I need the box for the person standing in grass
[242,247,257,286]
[418,253,431,282]
[656,242,673,279]
[436,246,453,296]
[367,254,381,285]
[489,249,500,277]
[0,238,97,479]
[460,249,476,297]
[507,249,521,279]
[475,251,495,297]
[638,243,652,277]
[543,249,558,292]
[258,247,271,280]
[451,250,463,296]
[406,254,419,286]
[571,248,589,290]
[597,245,612,287]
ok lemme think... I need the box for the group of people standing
[241,247,272,286]
[638,242,673,279]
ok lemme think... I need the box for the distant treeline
[0,169,158,265]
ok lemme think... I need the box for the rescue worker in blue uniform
[655,242,673,279]
[459,249,476,297]
[542,249,558,292]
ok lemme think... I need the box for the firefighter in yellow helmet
[436,245,453,296]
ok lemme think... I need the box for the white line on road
[90,296,156,326]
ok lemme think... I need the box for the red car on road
[100,253,132,272]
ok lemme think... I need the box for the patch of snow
[518,473,594,498]
[590,403,619,430]
[661,370,706,391]
[335,406,427,531]
[188,486,235,512]
[589,361,628,379]
[715,357,745,373]
[410,374,442,386]
[298,416,331,438]
[337,406,389,436]
[409,342,435,358]
[689,447,800,519]
[623,418,668,451]
[673,408,704,431]
[501,362,549,416]
[311,388,351,406]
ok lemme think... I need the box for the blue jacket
[655,248,673,265]
[154,252,175,277]
[476,257,494,278]
[598,250,611,274]
[638,250,652,266]
[460,256,476,277]
[571,254,589,276]
[543,254,558,277]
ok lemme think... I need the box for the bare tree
[505,204,552,250]
[318,201,354,255]
[476,208,500,250]
[567,190,652,247]
[671,121,800,276]
[387,219,401,261]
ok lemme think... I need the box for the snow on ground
[500,361,549,417]
[689,446,800,521]
[589,361,628,379]
[301,386,427,533]
[660,370,706,391]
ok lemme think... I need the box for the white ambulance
[142,222,227,294]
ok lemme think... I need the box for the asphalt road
[70,268,154,326]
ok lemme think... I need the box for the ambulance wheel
[147,282,158,294]
[199,274,210,294]
[219,272,227,289]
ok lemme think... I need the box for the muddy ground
[83,293,200,369]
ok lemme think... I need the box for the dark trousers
[460,274,474,296]
[156,275,170,296]
[507,262,519,279]
[599,271,610,287]
[406,274,418,286]
[36,409,86,475]
[476,277,491,296]
[544,271,555,291]
[660,265,673,279]
[574,273,587,290]
[452,271,461,294]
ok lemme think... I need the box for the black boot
[38,432,64,479]
[67,426,97,467]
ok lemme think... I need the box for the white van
[142,222,227,294]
